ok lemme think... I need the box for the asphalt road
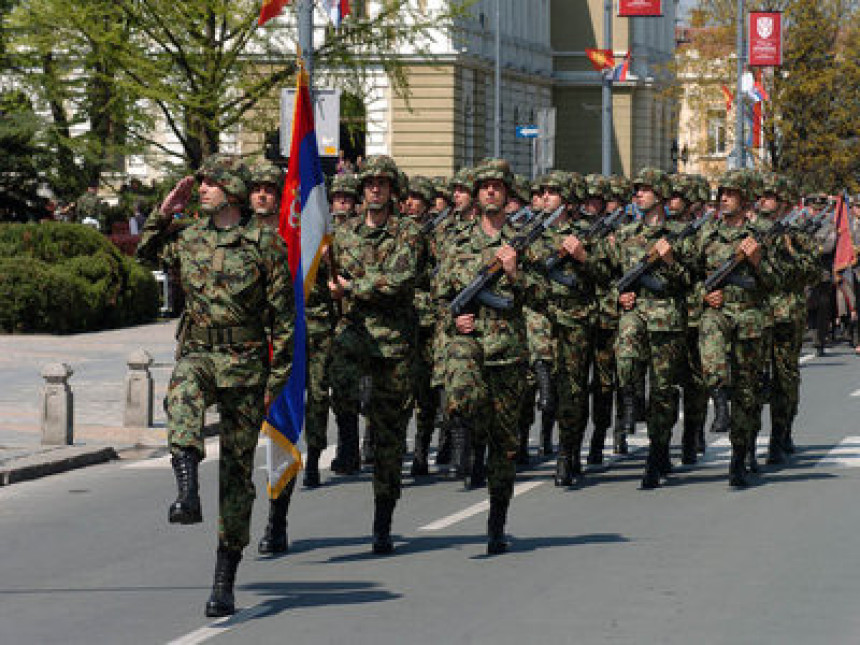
[2,343,859,645]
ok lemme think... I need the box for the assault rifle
[544,207,625,288]
[615,210,713,294]
[420,207,451,236]
[702,208,802,293]
[449,205,566,316]
[798,201,835,236]
[507,206,536,228]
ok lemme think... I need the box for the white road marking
[165,604,268,645]
[122,439,220,469]
[816,436,860,468]
[419,480,545,532]
[799,354,815,364]
[850,388,860,398]
[697,435,770,466]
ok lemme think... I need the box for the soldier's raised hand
[496,244,518,279]
[455,313,476,335]
[619,291,637,311]
[704,289,724,309]
[159,176,196,222]
[654,237,674,264]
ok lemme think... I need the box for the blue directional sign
[516,125,540,139]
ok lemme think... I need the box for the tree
[0,91,48,221]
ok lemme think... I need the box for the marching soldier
[328,154,419,554]
[136,154,294,616]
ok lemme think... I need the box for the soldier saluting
[137,155,294,617]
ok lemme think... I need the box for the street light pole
[298,0,314,88]
[733,0,745,169]
[602,0,612,176]
[494,0,501,158]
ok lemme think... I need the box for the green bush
[0,222,159,333]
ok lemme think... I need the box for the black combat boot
[449,415,472,480]
[371,498,396,555]
[410,434,431,477]
[729,445,748,488]
[619,386,637,436]
[746,441,760,474]
[169,447,202,524]
[466,442,487,489]
[487,497,510,555]
[681,419,698,465]
[766,424,788,466]
[782,426,796,454]
[435,423,452,465]
[204,545,242,617]
[640,447,661,490]
[710,387,730,434]
[361,423,375,465]
[635,372,648,423]
[303,447,321,488]
[613,426,628,455]
[656,442,673,476]
[258,479,294,555]
[555,454,574,487]
[539,408,555,456]
[697,425,706,455]
[587,427,606,465]
[331,413,360,475]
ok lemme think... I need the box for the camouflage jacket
[765,224,820,324]
[687,218,779,338]
[136,211,294,396]
[410,215,436,329]
[332,210,419,359]
[527,217,598,328]
[595,219,691,333]
[433,218,536,367]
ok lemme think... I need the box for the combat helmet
[196,154,251,201]
[569,172,587,202]
[408,175,436,205]
[716,169,752,202]
[358,154,399,188]
[668,173,697,203]
[331,172,359,198]
[397,170,409,197]
[539,170,572,202]
[584,173,613,201]
[513,174,532,203]
[249,161,284,189]
[433,176,452,202]
[449,167,475,194]
[633,167,671,200]
[744,169,765,200]
[608,175,634,203]
[472,158,514,195]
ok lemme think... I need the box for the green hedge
[0,222,159,333]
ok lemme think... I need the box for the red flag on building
[585,49,615,72]
[720,85,734,112]
[259,0,289,26]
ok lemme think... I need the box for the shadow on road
[238,580,400,617]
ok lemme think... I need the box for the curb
[0,446,119,486]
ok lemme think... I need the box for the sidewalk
[0,320,181,484]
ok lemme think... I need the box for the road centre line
[816,436,860,468]
[165,604,268,645]
[419,480,545,532]
[850,388,860,398]
[799,354,815,364]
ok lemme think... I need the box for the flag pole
[602,0,612,176]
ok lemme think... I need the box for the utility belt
[186,324,265,346]
[722,289,758,308]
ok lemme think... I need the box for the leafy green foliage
[0,222,159,332]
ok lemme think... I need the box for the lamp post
[602,0,612,175]
[733,0,746,169]
[494,0,501,158]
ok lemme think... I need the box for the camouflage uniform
[688,170,779,486]
[136,155,293,552]
[434,160,533,551]
[596,169,690,488]
[330,173,360,227]
[328,155,419,551]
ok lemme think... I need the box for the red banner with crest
[749,12,782,67]
[618,0,662,16]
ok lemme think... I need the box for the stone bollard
[124,349,154,428]
[40,363,74,445]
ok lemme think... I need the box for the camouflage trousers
[769,319,803,432]
[305,331,333,451]
[555,321,593,455]
[330,324,413,501]
[443,334,524,502]
[166,355,263,550]
[683,325,708,431]
[591,324,618,431]
[699,308,763,451]
[413,325,439,448]
[615,309,684,445]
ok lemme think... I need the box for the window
[707,109,727,156]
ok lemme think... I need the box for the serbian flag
[262,63,333,498]
[586,49,615,72]
[834,191,857,274]
[611,51,631,81]
[323,0,351,27]
[259,0,288,26]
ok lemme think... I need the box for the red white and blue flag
[258,0,288,26]
[611,52,631,82]
[323,0,351,27]
[262,63,333,498]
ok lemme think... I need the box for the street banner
[749,12,782,67]
[618,0,662,17]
